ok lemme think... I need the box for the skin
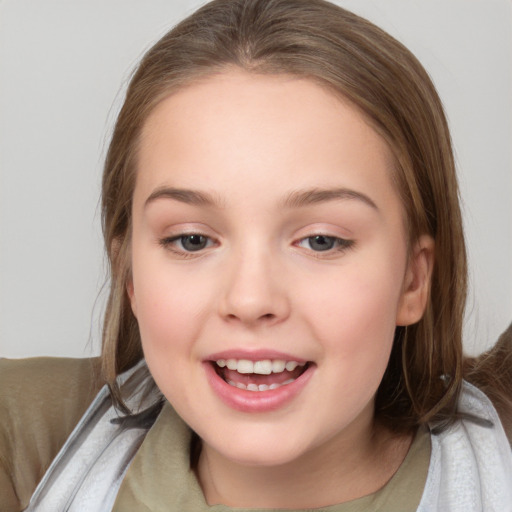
[128,69,434,508]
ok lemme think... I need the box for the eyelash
[159,233,354,258]
[295,235,355,255]
[159,233,216,258]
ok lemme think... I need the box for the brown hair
[102,0,467,430]
[465,323,512,442]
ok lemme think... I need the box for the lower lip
[203,362,314,413]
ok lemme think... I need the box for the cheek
[131,262,212,407]
[130,250,211,359]
[313,270,403,415]
[301,251,406,369]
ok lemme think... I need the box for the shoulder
[0,357,102,428]
[418,382,512,511]
[0,356,103,511]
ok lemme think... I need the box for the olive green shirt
[0,357,102,511]
[0,358,430,511]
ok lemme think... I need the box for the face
[128,70,431,468]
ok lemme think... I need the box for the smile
[205,354,314,411]
[214,359,308,392]
[216,358,305,373]
[215,359,307,392]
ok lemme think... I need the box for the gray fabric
[24,361,162,512]
[418,382,512,511]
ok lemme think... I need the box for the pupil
[182,235,206,251]
[309,235,334,251]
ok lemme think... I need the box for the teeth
[237,360,254,374]
[226,359,238,370]
[253,360,272,374]
[227,379,295,392]
[272,360,286,373]
[216,358,305,374]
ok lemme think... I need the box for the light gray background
[1,0,511,359]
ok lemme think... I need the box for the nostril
[225,312,276,322]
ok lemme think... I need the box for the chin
[224,449,302,468]
[204,428,312,468]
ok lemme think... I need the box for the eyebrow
[283,187,378,210]
[144,186,378,211]
[144,187,223,209]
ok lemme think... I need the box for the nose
[218,246,290,327]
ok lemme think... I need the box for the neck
[196,419,413,509]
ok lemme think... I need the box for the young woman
[1,1,511,510]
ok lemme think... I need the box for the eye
[160,233,214,253]
[297,235,353,252]
[179,234,209,251]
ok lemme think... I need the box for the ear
[396,234,435,326]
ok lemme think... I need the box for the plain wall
[1,0,511,359]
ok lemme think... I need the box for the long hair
[101,0,467,431]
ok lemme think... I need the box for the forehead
[135,70,399,213]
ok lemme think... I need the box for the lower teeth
[227,379,295,391]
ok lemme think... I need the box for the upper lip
[205,349,309,363]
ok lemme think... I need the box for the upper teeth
[216,359,305,375]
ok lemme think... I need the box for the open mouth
[212,358,311,392]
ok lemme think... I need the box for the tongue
[221,365,306,386]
